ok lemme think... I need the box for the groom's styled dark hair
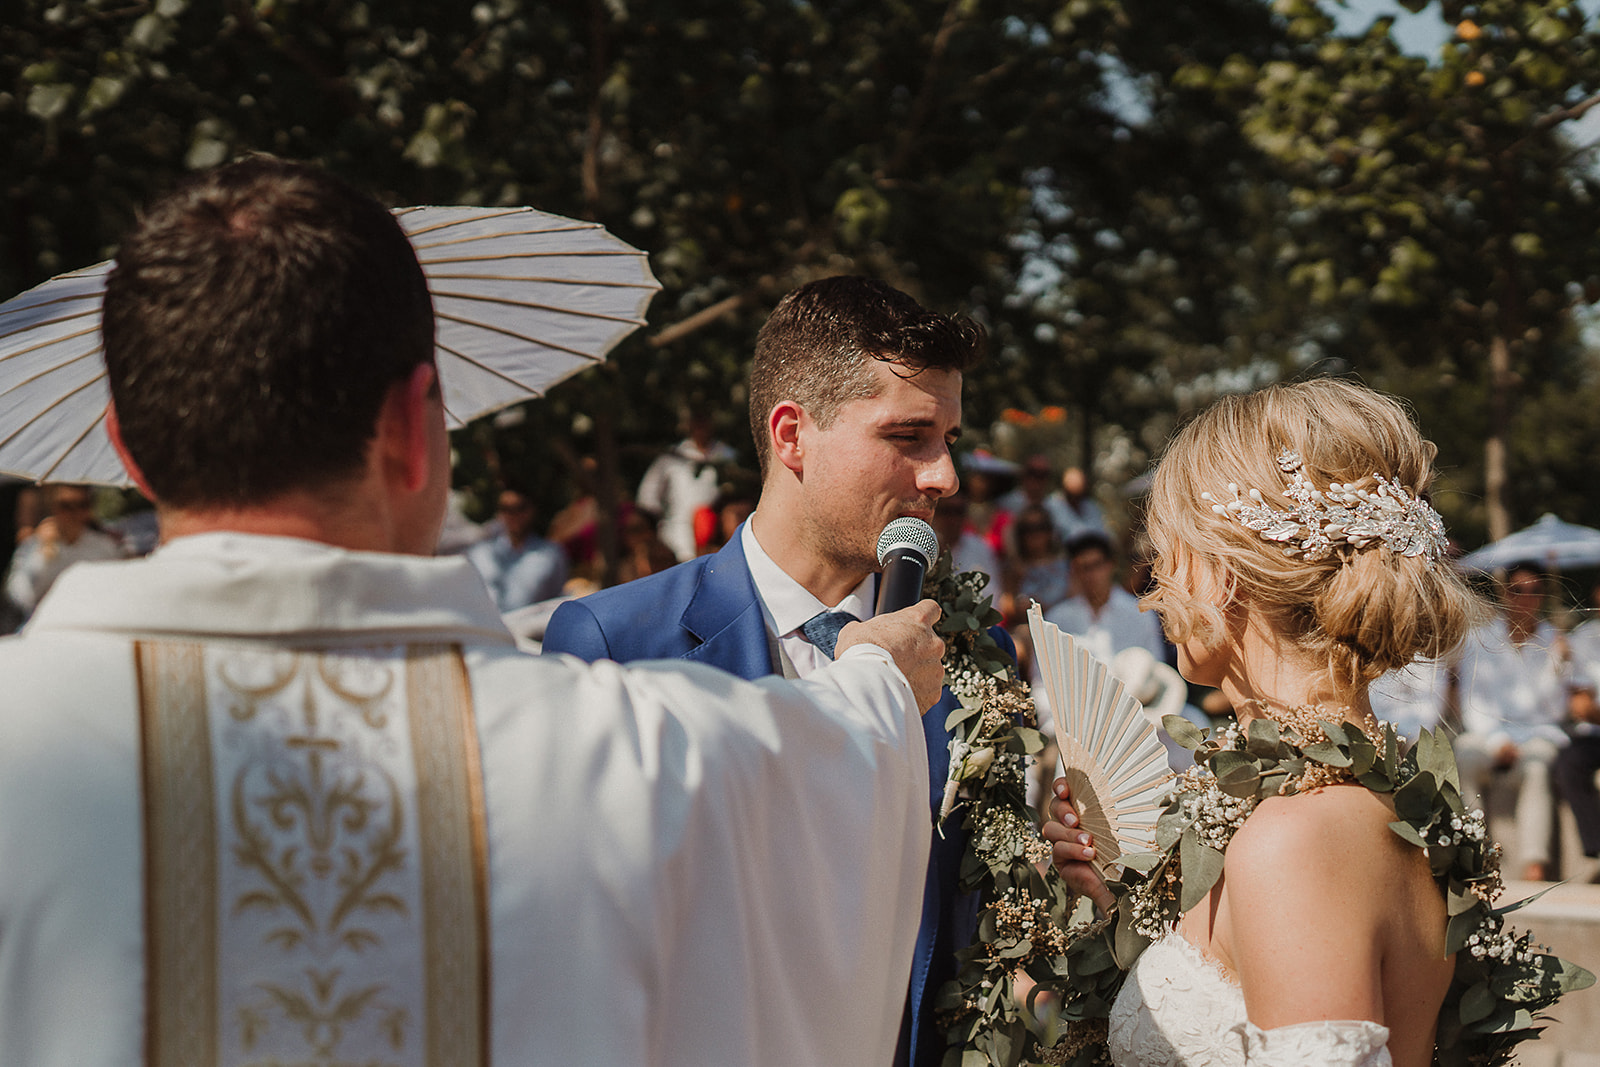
[102,157,434,509]
[746,276,985,478]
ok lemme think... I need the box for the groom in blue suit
[545,276,1000,1067]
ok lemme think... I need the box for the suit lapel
[679,529,776,680]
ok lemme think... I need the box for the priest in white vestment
[0,158,945,1067]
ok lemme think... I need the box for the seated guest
[465,486,569,611]
[4,483,124,624]
[1001,503,1072,622]
[1453,562,1569,881]
[930,489,999,584]
[1557,579,1600,869]
[1043,530,1164,664]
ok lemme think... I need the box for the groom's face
[795,360,962,576]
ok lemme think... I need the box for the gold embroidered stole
[136,641,489,1067]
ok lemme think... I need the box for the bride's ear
[1181,550,1236,609]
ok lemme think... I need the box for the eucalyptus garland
[926,560,1595,1067]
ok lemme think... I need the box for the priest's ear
[105,402,159,503]
[374,362,447,496]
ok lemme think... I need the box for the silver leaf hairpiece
[1200,448,1448,563]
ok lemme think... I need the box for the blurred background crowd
[11,431,1600,885]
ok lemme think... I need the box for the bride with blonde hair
[1046,378,1495,1065]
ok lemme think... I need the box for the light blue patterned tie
[801,610,858,660]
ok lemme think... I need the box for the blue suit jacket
[544,529,1006,1067]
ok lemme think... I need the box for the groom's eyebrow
[881,415,963,441]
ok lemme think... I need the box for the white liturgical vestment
[0,533,931,1067]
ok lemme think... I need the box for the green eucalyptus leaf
[1348,738,1377,777]
[1073,935,1116,975]
[1163,714,1206,750]
[1496,883,1557,915]
[999,939,1033,960]
[1389,820,1428,848]
[946,704,980,731]
[1211,750,1256,779]
[1218,773,1262,799]
[1156,809,1187,850]
[1555,959,1597,994]
[1446,908,1484,955]
[1180,829,1225,911]
[1459,982,1495,1024]
[1246,717,1280,754]
[1010,727,1047,755]
[1119,850,1164,873]
[1320,720,1350,747]
[1300,741,1352,767]
[1357,770,1393,792]
[1393,771,1437,822]
[1113,905,1152,970]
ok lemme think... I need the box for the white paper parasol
[1029,604,1171,868]
[0,205,661,486]
[1455,513,1600,573]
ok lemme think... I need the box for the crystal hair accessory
[1201,448,1448,563]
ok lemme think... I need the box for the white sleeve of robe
[477,642,932,1067]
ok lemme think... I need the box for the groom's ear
[769,400,807,475]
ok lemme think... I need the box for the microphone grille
[876,517,938,567]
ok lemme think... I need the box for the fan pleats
[1030,605,1171,867]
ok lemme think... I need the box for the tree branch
[882,0,969,181]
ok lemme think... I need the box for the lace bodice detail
[1108,933,1393,1067]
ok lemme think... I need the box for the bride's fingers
[1049,776,1080,829]
[1041,818,1096,862]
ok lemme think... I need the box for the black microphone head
[876,516,938,569]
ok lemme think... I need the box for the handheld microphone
[875,517,938,615]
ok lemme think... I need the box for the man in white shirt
[635,409,738,562]
[1043,531,1164,665]
[1453,563,1570,880]
[4,483,124,622]
[0,158,947,1067]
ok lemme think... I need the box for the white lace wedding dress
[1108,933,1394,1067]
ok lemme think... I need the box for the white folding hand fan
[1029,605,1172,867]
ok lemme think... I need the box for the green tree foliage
[1173,0,1600,541]
[7,0,1600,559]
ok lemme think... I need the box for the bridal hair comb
[1201,448,1448,563]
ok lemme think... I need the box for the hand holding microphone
[836,517,944,711]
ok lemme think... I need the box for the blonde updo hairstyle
[1143,378,1481,694]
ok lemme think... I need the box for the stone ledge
[1502,879,1600,1059]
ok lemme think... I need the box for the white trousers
[1453,734,1563,868]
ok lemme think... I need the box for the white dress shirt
[1456,616,1569,749]
[742,518,875,677]
[1044,586,1164,665]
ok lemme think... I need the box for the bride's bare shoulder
[1226,783,1409,884]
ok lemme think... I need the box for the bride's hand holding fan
[1042,777,1114,911]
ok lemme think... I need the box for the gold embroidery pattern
[138,640,487,1067]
